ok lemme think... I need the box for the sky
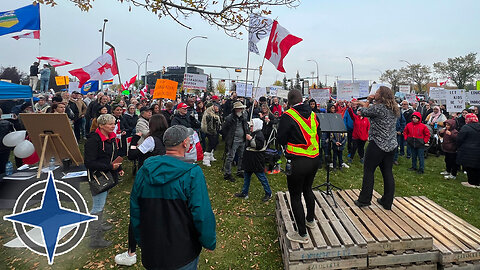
[1,0,479,88]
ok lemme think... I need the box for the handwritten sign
[406,94,417,104]
[183,73,207,91]
[446,89,465,112]
[268,86,280,96]
[399,85,410,94]
[310,88,330,105]
[153,79,178,100]
[253,87,267,101]
[467,90,480,106]
[236,82,253,97]
[276,89,289,100]
[357,80,370,97]
[429,87,445,101]
[337,80,359,100]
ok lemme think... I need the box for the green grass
[0,141,478,269]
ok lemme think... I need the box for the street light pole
[127,58,140,83]
[345,57,354,82]
[184,36,208,91]
[307,59,319,87]
[145,53,150,89]
[223,67,231,90]
[101,19,108,55]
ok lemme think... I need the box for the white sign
[399,85,411,94]
[337,80,359,100]
[183,73,207,91]
[446,89,465,112]
[276,89,289,99]
[310,88,330,105]
[236,82,253,97]
[357,80,370,97]
[253,87,267,101]
[467,90,480,106]
[369,83,392,96]
[268,86,280,96]
[406,94,417,104]
[429,87,445,101]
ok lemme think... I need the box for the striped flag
[103,79,113,85]
[12,30,40,40]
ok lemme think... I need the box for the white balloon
[14,140,35,159]
[2,131,26,147]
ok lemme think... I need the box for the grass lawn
[0,141,478,269]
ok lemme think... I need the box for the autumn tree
[379,69,407,92]
[403,64,432,93]
[216,80,226,94]
[272,80,282,86]
[433,53,480,89]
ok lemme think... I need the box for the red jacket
[335,103,347,117]
[404,116,430,148]
[347,107,370,141]
[270,104,282,116]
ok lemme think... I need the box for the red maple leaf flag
[37,56,72,67]
[69,48,118,87]
[264,21,302,73]
[12,30,40,40]
[140,85,148,97]
[122,75,137,90]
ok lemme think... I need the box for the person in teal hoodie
[130,125,216,270]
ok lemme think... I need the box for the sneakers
[115,251,137,266]
[286,231,309,244]
[262,193,272,202]
[210,151,217,161]
[329,163,334,168]
[234,192,248,199]
[342,163,350,168]
[444,174,456,180]
[202,153,211,167]
[305,219,316,229]
[354,200,371,208]
[224,174,235,182]
[440,171,450,175]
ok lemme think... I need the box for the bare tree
[433,53,480,89]
[37,0,299,37]
[379,69,407,92]
[404,64,432,93]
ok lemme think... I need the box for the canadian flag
[122,75,137,90]
[12,30,40,40]
[439,77,450,86]
[140,85,148,97]
[264,21,302,73]
[37,56,72,67]
[69,48,118,87]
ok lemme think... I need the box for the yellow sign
[55,76,69,86]
[476,81,480,90]
[153,79,178,100]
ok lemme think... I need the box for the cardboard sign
[399,85,410,94]
[55,76,69,86]
[429,87,445,101]
[467,90,480,105]
[182,73,207,91]
[337,80,359,100]
[446,89,465,113]
[153,79,178,100]
[357,80,370,97]
[236,82,253,97]
[310,88,330,105]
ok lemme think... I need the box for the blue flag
[0,4,40,37]
[81,81,99,94]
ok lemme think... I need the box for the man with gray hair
[130,125,216,269]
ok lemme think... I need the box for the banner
[445,89,465,113]
[337,80,359,100]
[357,80,370,97]
[183,73,207,91]
[399,85,410,94]
[310,88,330,105]
[55,76,69,86]
[467,90,480,106]
[236,82,253,97]
[153,79,178,100]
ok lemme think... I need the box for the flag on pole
[69,48,118,87]
[103,79,113,85]
[0,4,40,37]
[140,85,148,98]
[122,75,137,90]
[11,30,39,40]
[248,14,273,55]
[37,56,72,67]
[264,20,302,73]
[80,80,99,95]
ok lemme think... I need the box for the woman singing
[354,86,400,210]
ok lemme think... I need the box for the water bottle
[49,157,56,171]
[285,160,292,176]
[5,161,13,176]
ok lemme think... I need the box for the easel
[36,133,80,178]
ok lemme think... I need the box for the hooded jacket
[130,155,216,270]
[347,107,370,141]
[439,119,458,153]
[456,122,480,168]
[403,112,430,149]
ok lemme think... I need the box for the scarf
[430,106,442,123]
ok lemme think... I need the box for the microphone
[357,97,369,100]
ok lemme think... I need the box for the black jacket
[221,112,249,149]
[456,122,480,168]
[277,103,321,160]
[402,108,414,123]
[128,134,166,167]
[242,130,265,172]
[30,64,39,76]
[161,110,174,127]
[171,112,201,129]
[0,119,14,152]
[121,113,138,136]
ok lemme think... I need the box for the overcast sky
[1,0,479,88]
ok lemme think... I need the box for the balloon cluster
[2,131,35,158]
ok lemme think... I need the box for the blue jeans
[177,256,199,270]
[241,172,272,196]
[397,134,405,155]
[411,148,424,172]
[40,78,49,92]
[332,149,343,168]
[90,191,108,214]
[224,141,245,175]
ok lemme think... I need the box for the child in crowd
[347,104,370,163]
[439,119,458,179]
[403,112,430,174]
[331,132,347,170]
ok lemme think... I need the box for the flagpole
[250,57,267,121]
[105,42,122,95]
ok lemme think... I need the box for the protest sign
[369,83,391,95]
[467,90,480,105]
[446,89,465,112]
[182,73,207,91]
[269,86,280,96]
[153,79,178,100]
[236,82,253,97]
[55,76,69,86]
[68,81,80,94]
[357,80,370,97]
[477,81,480,90]
[399,85,410,94]
[406,94,417,104]
[429,87,445,101]
[310,88,330,105]
[276,89,289,99]
[253,87,267,101]
[337,80,359,100]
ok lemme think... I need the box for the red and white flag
[37,56,72,67]
[69,48,118,87]
[122,75,137,90]
[264,21,302,73]
[12,30,40,40]
[140,85,148,97]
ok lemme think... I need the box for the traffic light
[234,68,242,73]
[259,66,263,75]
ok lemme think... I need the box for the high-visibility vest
[284,108,319,158]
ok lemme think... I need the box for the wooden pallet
[276,191,368,269]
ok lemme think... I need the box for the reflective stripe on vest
[284,108,319,158]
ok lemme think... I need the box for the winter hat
[465,113,479,124]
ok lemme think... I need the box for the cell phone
[1,113,15,120]
[112,156,123,164]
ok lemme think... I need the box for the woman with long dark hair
[354,86,400,210]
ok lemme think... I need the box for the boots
[98,211,113,231]
[89,212,112,249]
[210,150,217,161]
[203,152,211,167]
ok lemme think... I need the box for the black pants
[358,141,395,208]
[351,139,366,160]
[286,156,319,236]
[0,150,10,174]
[128,221,137,253]
[465,167,480,185]
[347,130,353,156]
[444,152,458,176]
[206,133,219,152]
[73,118,82,142]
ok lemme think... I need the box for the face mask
[236,111,242,117]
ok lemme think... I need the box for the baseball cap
[140,106,152,113]
[163,125,194,147]
[211,95,219,101]
[177,102,188,109]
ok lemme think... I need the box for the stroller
[425,124,442,158]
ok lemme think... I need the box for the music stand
[313,113,347,207]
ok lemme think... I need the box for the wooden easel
[36,133,80,178]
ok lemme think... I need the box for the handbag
[88,140,117,195]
